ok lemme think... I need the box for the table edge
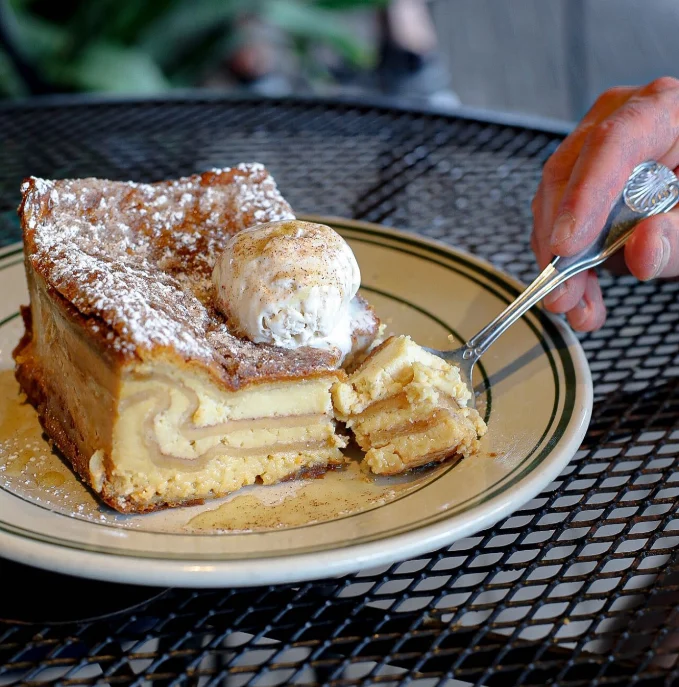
[0,90,576,136]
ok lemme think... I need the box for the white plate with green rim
[0,218,592,588]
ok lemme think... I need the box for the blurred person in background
[192,0,457,105]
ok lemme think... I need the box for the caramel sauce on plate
[0,369,96,514]
[186,461,422,531]
[0,368,446,532]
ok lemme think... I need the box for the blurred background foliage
[0,0,388,98]
[5,0,676,122]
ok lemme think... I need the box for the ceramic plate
[0,219,592,588]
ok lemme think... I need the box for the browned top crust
[19,163,352,390]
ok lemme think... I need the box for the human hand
[531,77,679,332]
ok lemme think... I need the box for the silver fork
[425,160,679,409]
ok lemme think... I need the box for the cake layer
[363,408,480,475]
[333,334,472,419]
[332,335,487,476]
[107,369,346,509]
[94,447,344,512]
[115,373,342,466]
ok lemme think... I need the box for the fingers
[550,77,679,257]
[543,86,637,198]
[532,86,636,321]
[531,77,679,334]
[531,191,553,270]
[531,86,637,266]
[543,271,588,312]
[566,271,607,332]
[544,86,637,197]
[624,211,679,280]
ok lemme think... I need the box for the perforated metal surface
[1,96,678,686]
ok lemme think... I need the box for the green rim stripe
[0,312,20,328]
[0,258,23,271]
[0,246,22,262]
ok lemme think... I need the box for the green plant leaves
[138,0,247,68]
[64,42,170,93]
[8,12,69,63]
[0,0,387,97]
[0,47,28,97]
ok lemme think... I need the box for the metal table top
[1,95,678,687]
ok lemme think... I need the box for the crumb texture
[332,335,487,475]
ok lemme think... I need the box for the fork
[425,160,679,409]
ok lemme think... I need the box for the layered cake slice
[14,165,380,513]
[333,336,486,475]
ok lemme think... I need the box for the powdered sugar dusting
[19,164,351,387]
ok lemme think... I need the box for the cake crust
[18,164,360,391]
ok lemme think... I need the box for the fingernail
[550,212,577,249]
[568,299,589,332]
[544,284,566,306]
[650,235,671,279]
[574,298,589,313]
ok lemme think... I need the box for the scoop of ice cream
[212,220,361,354]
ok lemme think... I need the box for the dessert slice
[332,335,486,475]
[14,165,380,513]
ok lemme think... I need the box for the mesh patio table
[1,94,678,686]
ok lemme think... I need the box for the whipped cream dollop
[212,220,361,355]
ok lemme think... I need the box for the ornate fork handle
[463,161,679,362]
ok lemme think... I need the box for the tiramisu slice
[333,336,486,475]
[14,166,380,513]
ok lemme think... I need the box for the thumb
[624,211,679,280]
